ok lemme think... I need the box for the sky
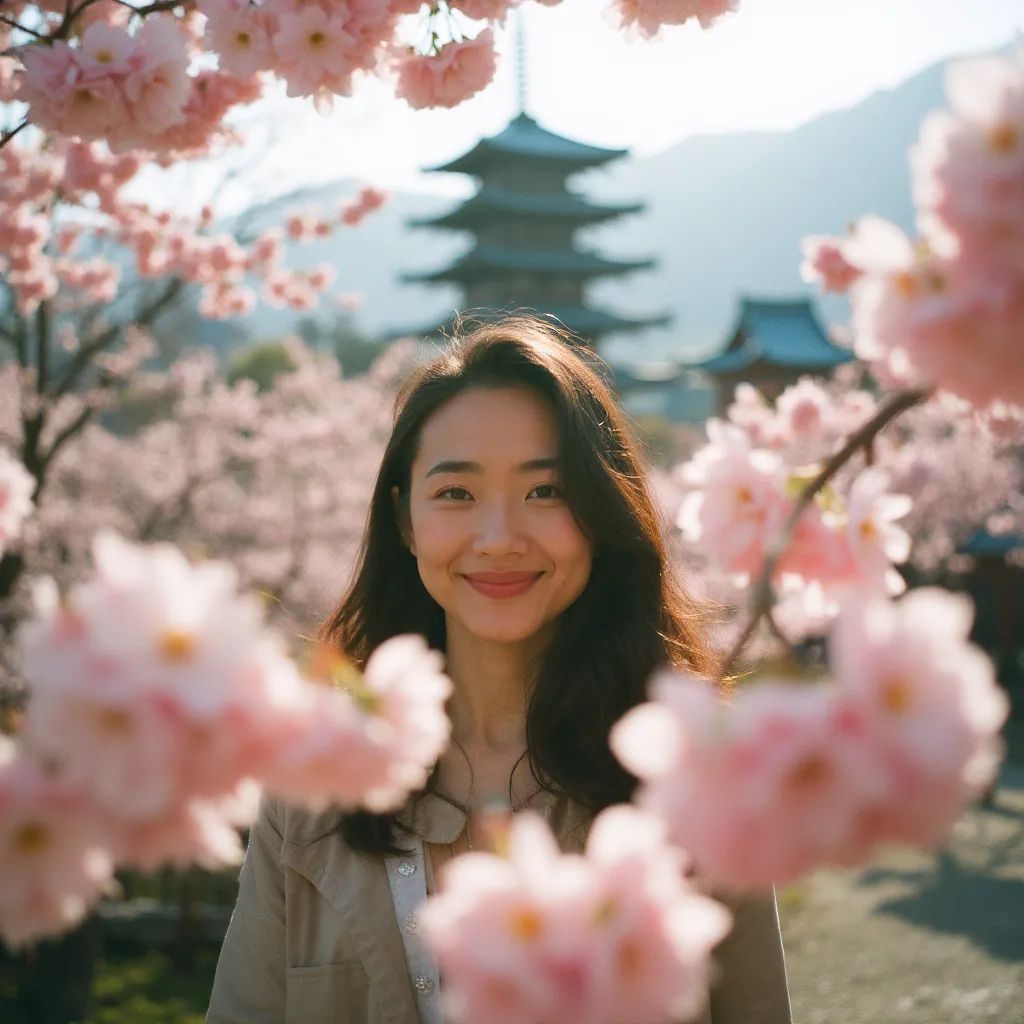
[210,0,1024,208]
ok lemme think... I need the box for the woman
[207,317,791,1024]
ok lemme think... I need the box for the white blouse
[384,838,444,1024]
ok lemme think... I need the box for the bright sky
[219,0,1024,206]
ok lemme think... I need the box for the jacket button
[398,859,416,876]
[413,974,435,996]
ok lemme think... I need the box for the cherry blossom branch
[52,278,185,397]
[111,0,194,15]
[718,386,931,680]
[38,404,94,474]
[0,14,45,38]
[0,119,29,151]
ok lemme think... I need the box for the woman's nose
[471,501,527,557]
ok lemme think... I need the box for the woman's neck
[442,621,550,750]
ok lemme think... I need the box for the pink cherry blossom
[203,0,274,77]
[19,16,192,152]
[21,530,273,712]
[830,590,1008,849]
[421,805,731,1024]
[450,0,519,21]
[612,0,739,38]
[912,49,1024,292]
[612,672,891,889]
[271,6,358,98]
[677,421,790,580]
[830,47,1024,414]
[614,588,1008,890]
[838,467,911,595]
[0,449,35,554]
[800,234,863,293]
[394,30,497,110]
[264,635,453,812]
[0,738,116,948]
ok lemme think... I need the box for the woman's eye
[436,486,472,501]
[528,483,563,500]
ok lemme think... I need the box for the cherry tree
[1,1,741,155]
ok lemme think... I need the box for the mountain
[232,49,972,365]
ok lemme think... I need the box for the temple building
[403,112,668,349]
[692,297,854,410]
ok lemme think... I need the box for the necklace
[447,782,545,859]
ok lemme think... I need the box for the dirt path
[779,762,1024,1024]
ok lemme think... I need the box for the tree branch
[35,300,50,394]
[39,404,94,472]
[718,386,931,681]
[0,14,46,38]
[53,278,185,397]
[0,118,29,151]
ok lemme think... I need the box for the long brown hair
[321,316,714,853]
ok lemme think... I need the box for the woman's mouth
[461,572,543,599]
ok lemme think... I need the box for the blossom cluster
[3,0,749,153]
[2,531,452,947]
[422,806,731,1024]
[0,133,386,317]
[0,450,35,557]
[612,589,1008,890]
[611,0,739,38]
[0,339,415,641]
[803,45,1024,414]
[17,17,193,152]
[676,377,913,636]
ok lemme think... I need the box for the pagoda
[692,297,854,410]
[402,35,667,348]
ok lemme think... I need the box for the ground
[780,761,1024,1024]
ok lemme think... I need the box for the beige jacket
[207,791,791,1024]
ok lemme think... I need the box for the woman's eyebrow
[425,457,557,477]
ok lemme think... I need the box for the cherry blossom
[612,591,1008,890]
[0,737,116,948]
[806,46,1024,413]
[0,450,35,556]
[394,29,497,109]
[421,805,731,1024]
[830,589,1009,849]
[264,636,453,812]
[612,0,739,38]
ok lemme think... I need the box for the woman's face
[405,385,593,648]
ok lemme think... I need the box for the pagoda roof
[429,114,627,176]
[693,297,853,375]
[531,305,669,336]
[410,186,642,229]
[403,244,654,285]
[408,304,670,341]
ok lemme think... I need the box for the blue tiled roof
[430,114,627,175]
[410,186,642,228]
[695,298,853,374]
[403,244,654,284]
[961,529,1024,557]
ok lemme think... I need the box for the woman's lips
[461,572,543,599]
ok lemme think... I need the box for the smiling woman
[207,316,792,1024]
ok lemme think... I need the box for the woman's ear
[391,484,416,556]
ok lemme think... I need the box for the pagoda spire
[515,6,528,116]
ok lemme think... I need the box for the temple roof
[693,297,853,374]
[410,186,642,229]
[429,114,628,176]
[403,244,654,285]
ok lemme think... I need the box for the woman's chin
[451,612,551,647]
